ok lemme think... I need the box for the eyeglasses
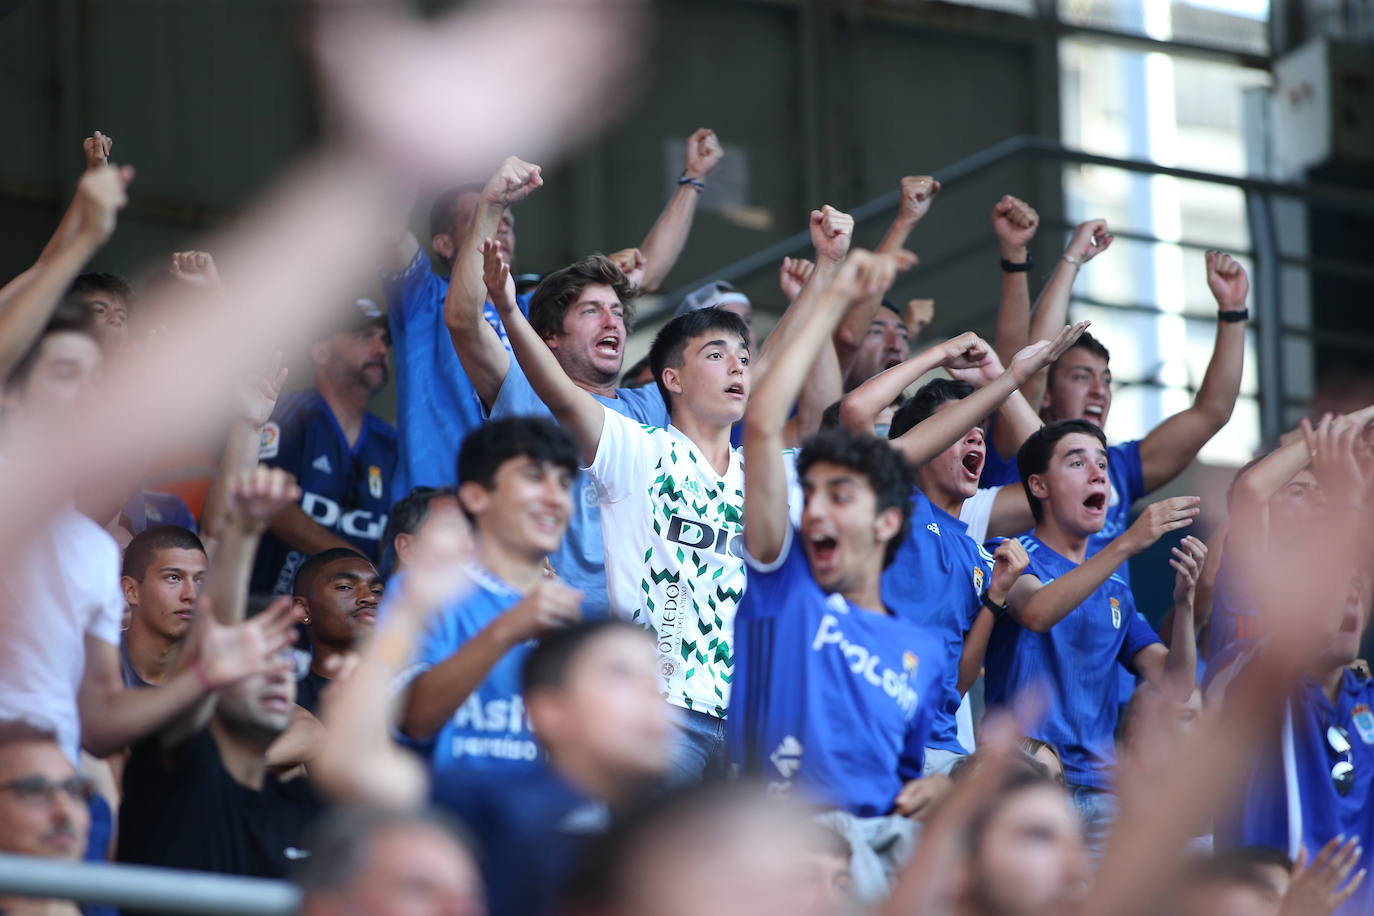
[0,775,92,805]
[1326,725,1356,797]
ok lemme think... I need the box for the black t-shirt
[116,729,322,887]
[294,670,331,717]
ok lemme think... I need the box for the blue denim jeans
[1071,784,1118,858]
[666,705,728,785]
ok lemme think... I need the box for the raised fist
[608,247,646,290]
[1065,219,1112,264]
[483,156,543,207]
[74,164,135,244]
[939,332,992,371]
[898,176,940,225]
[989,538,1030,603]
[778,256,816,302]
[830,249,914,304]
[683,128,723,180]
[1205,250,1249,312]
[905,298,935,337]
[809,205,855,264]
[990,195,1039,256]
[170,251,221,289]
[83,131,112,171]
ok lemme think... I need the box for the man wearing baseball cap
[249,298,398,595]
[674,281,753,349]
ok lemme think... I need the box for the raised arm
[78,598,296,756]
[947,343,1045,461]
[889,323,1090,468]
[0,164,132,378]
[833,176,938,372]
[444,156,543,409]
[636,128,723,292]
[958,538,1029,694]
[1008,495,1199,633]
[1137,251,1248,490]
[745,251,903,564]
[1131,535,1206,694]
[483,242,607,465]
[755,206,852,377]
[202,466,301,626]
[838,332,987,435]
[989,195,1040,366]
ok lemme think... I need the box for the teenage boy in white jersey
[489,200,862,780]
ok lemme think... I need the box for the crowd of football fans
[1,6,1371,915]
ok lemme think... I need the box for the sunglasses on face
[0,775,92,805]
[1326,724,1356,797]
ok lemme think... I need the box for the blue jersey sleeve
[1110,440,1147,505]
[1117,610,1162,673]
[383,247,443,325]
[489,354,552,420]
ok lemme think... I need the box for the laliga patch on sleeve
[1352,704,1374,745]
[259,421,281,460]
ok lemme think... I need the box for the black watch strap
[1000,254,1033,273]
[1217,309,1249,323]
[981,588,1009,618]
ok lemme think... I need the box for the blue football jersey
[489,356,668,618]
[728,527,945,817]
[250,389,397,595]
[882,487,995,754]
[983,534,1161,789]
[1219,669,1374,916]
[389,567,542,777]
[382,248,530,500]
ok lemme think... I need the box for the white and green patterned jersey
[589,408,769,718]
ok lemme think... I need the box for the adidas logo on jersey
[312,455,332,474]
[927,522,941,536]
[769,735,803,779]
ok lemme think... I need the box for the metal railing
[654,134,1374,445]
[0,854,297,916]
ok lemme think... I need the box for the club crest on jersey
[973,567,985,594]
[1109,597,1122,629]
[1352,704,1374,745]
[259,422,280,460]
[368,465,383,500]
[902,651,919,675]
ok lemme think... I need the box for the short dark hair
[121,525,207,581]
[647,307,751,410]
[521,618,645,698]
[6,300,98,392]
[796,427,913,567]
[292,547,371,598]
[295,806,474,897]
[620,353,653,389]
[427,183,484,242]
[379,486,456,577]
[66,271,136,307]
[888,378,976,440]
[1016,419,1108,522]
[527,255,637,341]
[456,416,581,523]
[1047,330,1111,386]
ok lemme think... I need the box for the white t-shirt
[0,509,124,762]
[958,486,1000,545]
[589,409,753,719]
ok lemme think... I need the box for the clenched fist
[990,195,1039,258]
[501,579,583,643]
[809,205,855,264]
[683,128,723,180]
[898,176,940,225]
[483,156,543,207]
[1205,250,1249,312]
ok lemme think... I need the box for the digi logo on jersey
[811,614,919,716]
[665,515,744,558]
[300,492,388,542]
